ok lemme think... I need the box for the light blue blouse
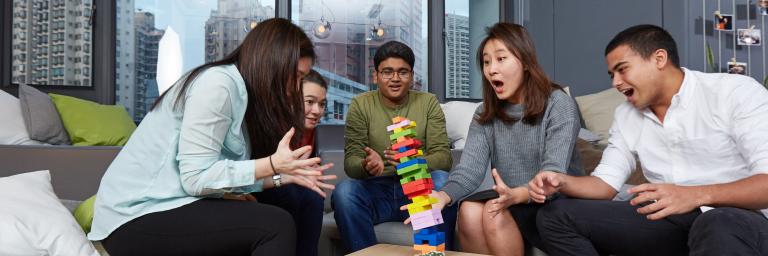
[89,64,263,240]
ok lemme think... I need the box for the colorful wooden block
[411,208,444,230]
[413,243,445,254]
[392,116,406,124]
[391,138,422,151]
[398,146,408,153]
[406,195,437,215]
[397,136,408,143]
[399,156,412,163]
[389,128,416,141]
[396,158,427,170]
[396,164,428,176]
[400,170,431,184]
[402,178,433,198]
[387,119,411,131]
[413,227,445,246]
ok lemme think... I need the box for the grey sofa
[0,144,120,256]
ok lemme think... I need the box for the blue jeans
[331,170,457,253]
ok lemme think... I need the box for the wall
[510,0,757,97]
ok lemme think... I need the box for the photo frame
[727,61,747,75]
[715,13,734,31]
[737,29,762,46]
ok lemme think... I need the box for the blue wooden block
[413,227,445,246]
[396,158,426,170]
[398,146,408,153]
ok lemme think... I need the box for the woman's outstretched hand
[271,127,333,176]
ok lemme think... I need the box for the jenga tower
[387,116,446,256]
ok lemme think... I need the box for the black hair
[605,24,680,68]
[302,69,327,89]
[373,41,415,70]
[151,18,315,158]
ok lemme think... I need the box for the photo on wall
[727,61,747,75]
[737,29,762,46]
[715,13,734,31]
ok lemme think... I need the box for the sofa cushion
[18,85,71,145]
[0,170,98,256]
[49,94,137,146]
[440,101,481,149]
[574,88,625,145]
[0,90,47,146]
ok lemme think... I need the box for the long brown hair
[475,23,558,125]
[151,18,315,158]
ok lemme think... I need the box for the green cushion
[49,94,136,146]
[74,195,96,233]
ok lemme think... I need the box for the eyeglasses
[379,69,412,80]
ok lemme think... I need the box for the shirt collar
[674,68,696,110]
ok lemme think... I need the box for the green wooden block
[396,164,428,176]
[389,128,416,141]
[400,171,432,184]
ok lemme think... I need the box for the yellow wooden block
[414,149,423,156]
[407,203,431,215]
[393,127,403,133]
[412,195,437,205]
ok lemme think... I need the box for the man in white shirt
[529,24,768,256]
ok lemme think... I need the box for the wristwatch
[272,174,282,188]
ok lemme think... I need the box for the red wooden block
[402,178,434,199]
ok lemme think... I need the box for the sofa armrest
[0,145,121,200]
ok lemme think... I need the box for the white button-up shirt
[592,68,768,217]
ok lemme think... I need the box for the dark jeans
[255,184,324,256]
[537,198,768,256]
[102,198,295,256]
[331,170,457,253]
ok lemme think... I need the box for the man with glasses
[331,41,457,252]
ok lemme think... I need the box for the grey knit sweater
[441,90,583,203]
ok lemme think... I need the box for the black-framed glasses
[379,69,412,80]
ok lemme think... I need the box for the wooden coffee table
[348,244,489,256]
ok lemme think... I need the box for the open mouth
[389,84,403,92]
[619,88,634,98]
[491,80,504,93]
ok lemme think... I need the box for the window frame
[1,0,115,104]
[0,0,511,105]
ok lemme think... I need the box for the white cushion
[0,170,98,256]
[440,101,482,149]
[0,90,46,145]
[574,88,625,145]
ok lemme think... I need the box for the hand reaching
[486,168,523,218]
[362,147,385,176]
[528,171,565,203]
[401,190,451,225]
[271,128,333,176]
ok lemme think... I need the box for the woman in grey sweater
[434,23,583,255]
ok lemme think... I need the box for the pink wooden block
[410,208,444,230]
[386,120,411,131]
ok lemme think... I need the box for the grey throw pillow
[18,85,71,145]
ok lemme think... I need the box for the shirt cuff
[590,166,626,192]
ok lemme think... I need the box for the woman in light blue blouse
[89,18,335,256]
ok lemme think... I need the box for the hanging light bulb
[370,20,385,40]
[313,16,331,39]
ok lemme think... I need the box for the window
[292,0,429,124]
[11,0,94,86]
[116,0,276,121]
[444,0,499,99]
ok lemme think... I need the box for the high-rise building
[115,0,136,118]
[133,12,164,120]
[294,0,424,123]
[205,0,274,62]
[11,0,93,86]
[444,13,470,98]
